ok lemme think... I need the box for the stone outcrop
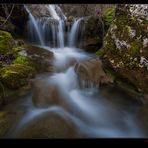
[97,4,148,94]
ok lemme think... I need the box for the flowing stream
[4,4,146,138]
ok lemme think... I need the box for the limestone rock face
[74,58,113,87]
[97,4,148,93]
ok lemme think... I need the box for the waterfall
[25,4,66,48]
[57,20,64,48]
[25,4,85,49]
[68,18,83,47]
[24,5,45,46]
[7,5,145,138]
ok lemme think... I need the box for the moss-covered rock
[97,4,148,94]
[25,45,54,73]
[0,64,35,89]
[12,55,32,66]
[0,30,16,54]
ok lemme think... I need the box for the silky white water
[68,18,83,47]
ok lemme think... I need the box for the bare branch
[0,5,15,27]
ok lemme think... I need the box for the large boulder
[13,112,80,138]
[97,4,148,94]
[74,58,113,88]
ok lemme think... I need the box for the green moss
[0,30,15,54]
[0,64,35,89]
[12,46,24,53]
[12,55,31,66]
[96,49,105,57]
[130,40,142,55]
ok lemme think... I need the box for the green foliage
[0,30,15,54]
[103,7,115,27]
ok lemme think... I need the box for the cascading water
[25,4,66,48]
[7,5,146,138]
[68,18,83,47]
[57,20,64,48]
[25,5,45,46]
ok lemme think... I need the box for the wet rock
[54,57,77,72]
[31,79,61,108]
[14,112,79,138]
[25,45,54,73]
[31,78,75,110]
[97,4,148,94]
[74,58,113,87]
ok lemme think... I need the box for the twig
[0,5,15,27]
